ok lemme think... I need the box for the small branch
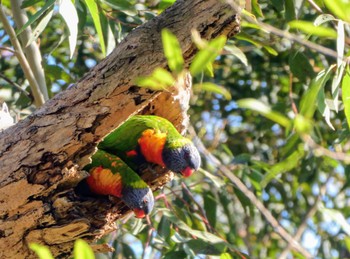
[10,0,49,101]
[289,73,299,115]
[225,0,339,60]
[189,126,313,258]
[307,0,323,13]
[0,73,33,102]
[0,4,45,107]
[0,46,15,53]
[302,134,350,163]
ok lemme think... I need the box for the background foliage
[1,0,350,258]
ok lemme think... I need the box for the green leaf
[289,51,315,82]
[187,239,226,255]
[224,44,248,66]
[300,66,334,119]
[29,243,54,259]
[237,98,291,128]
[220,253,233,259]
[163,210,229,248]
[26,7,54,47]
[135,68,175,90]
[342,66,350,129]
[21,0,44,9]
[73,239,95,259]
[203,191,217,228]
[235,33,278,56]
[194,82,232,100]
[161,29,184,74]
[270,0,284,11]
[199,168,225,188]
[314,14,336,26]
[261,145,305,187]
[324,0,350,23]
[16,0,56,36]
[289,20,337,38]
[251,0,264,18]
[190,36,226,76]
[84,0,106,56]
[285,0,296,22]
[59,0,79,59]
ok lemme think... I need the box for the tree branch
[10,0,49,101]
[0,4,45,107]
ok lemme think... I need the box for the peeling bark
[0,0,240,258]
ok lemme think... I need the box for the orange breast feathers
[138,129,167,167]
[86,166,123,197]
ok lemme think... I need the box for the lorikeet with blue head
[98,115,201,177]
[81,149,154,218]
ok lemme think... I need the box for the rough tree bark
[0,0,240,258]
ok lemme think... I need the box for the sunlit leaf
[324,0,350,23]
[194,82,231,100]
[342,66,350,129]
[190,36,226,76]
[237,98,291,128]
[161,29,184,74]
[289,20,337,38]
[16,0,56,36]
[318,87,335,130]
[135,68,175,90]
[251,0,263,18]
[26,7,54,47]
[224,44,248,66]
[59,0,79,59]
[300,66,334,119]
[314,14,336,26]
[74,239,94,259]
[159,0,176,10]
[84,0,106,56]
[331,62,345,114]
[220,253,233,259]
[29,243,54,259]
[235,33,278,56]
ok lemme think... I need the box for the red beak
[181,167,193,178]
[133,208,146,218]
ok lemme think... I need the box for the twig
[289,73,299,115]
[10,0,48,101]
[0,46,15,53]
[0,3,45,107]
[307,0,323,13]
[301,134,350,163]
[225,0,339,60]
[0,73,33,102]
[188,126,313,258]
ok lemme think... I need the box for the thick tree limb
[0,0,240,258]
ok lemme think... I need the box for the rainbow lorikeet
[98,115,201,177]
[82,150,154,218]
